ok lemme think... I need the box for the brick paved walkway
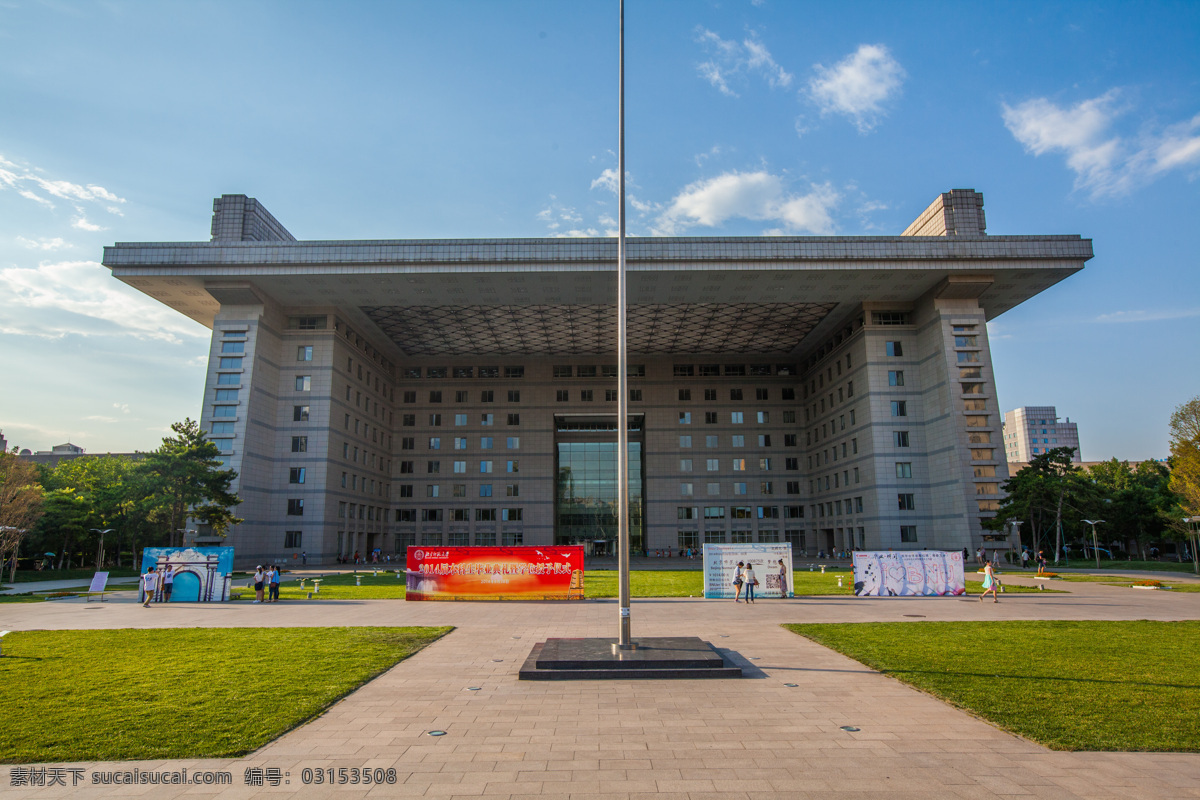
[2,578,1199,799]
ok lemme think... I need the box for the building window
[480,390,494,403]
[508,389,521,402]
[480,437,493,449]
[427,461,441,474]
[680,483,694,496]
[507,413,521,425]
[731,412,744,424]
[679,389,691,401]
[760,481,774,494]
[454,437,467,450]
[400,461,414,474]
[704,506,725,519]
[888,370,904,386]
[507,460,519,473]
[430,414,442,426]
[429,391,442,403]
[756,388,769,401]
[630,389,642,401]
[786,481,800,494]
[886,341,903,357]
[733,483,747,495]
[731,435,744,447]
[216,373,240,385]
[402,437,415,450]
[480,461,493,473]
[427,485,440,498]
[505,366,525,379]
[213,405,236,418]
[480,484,493,497]
[501,508,522,521]
[732,458,746,471]
[553,365,573,378]
[900,525,918,543]
[758,435,771,447]
[221,342,244,354]
[289,467,306,484]
[295,375,311,391]
[680,458,692,471]
[757,411,769,424]
[428,437,441,450]
[290,436,307,453]
[678,506,697,520]
[218,357,242,369]
[707,482,720,496]
[481,414,493,426]
[782,388,795,401]
[730,389,743,401]
[506,484,519,497]
[403,414,416,427]
[287,499,304,516]
[399,485,413,497]
[898,493,915,511]
[894,431,910,447]
[453,461,466,473]
[896,462,912,478]
[296,346,313,362]
[706,435,718,448]
[422,509,443,522]
[891,401,907,417]
[284,531,302,548]
[680,435,692,448]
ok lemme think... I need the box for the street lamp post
[1082,519,1105,570]
[89,528,114,569]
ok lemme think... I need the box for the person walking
[161,564,175,603]
[980,560,999,603]
[301,550,307,566]
[732,561,745,602]
[743,562,757,603]
[1020,549,1030,569]
[1036,550,1047,575]
[777,558,788,599]
[253,565,265,603]
[269,564,281,602]
[141,566,158,608]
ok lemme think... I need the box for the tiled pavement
[3,577,1199,799]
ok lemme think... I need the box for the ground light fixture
[1082,520,1105,569]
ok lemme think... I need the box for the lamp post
[614,0,633,651]
[1082,519,1104,570]
[89,528,114,569]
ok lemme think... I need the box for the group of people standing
[731,559,789,603]
[140,564,175,607]
[252,565,281,603]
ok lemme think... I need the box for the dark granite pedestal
[519,636,742,680]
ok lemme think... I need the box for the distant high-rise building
[1002,406,1081,462]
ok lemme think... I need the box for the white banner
[703,543,793,599]
[852,551,965,597]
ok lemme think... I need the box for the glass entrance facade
[555,442,644,554]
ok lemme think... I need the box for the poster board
[405,545,585,601]
[140,547,235,602]
[851,550,965,597]
[86,571,109,602]
[702,543,793,599]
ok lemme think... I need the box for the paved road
[2,579,1199,799]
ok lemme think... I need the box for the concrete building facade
[102,190,1092,567]
[1003,406,1083,463]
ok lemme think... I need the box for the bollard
[808,564,813,572]
[356,575,362,586]
[837,576,843,588]
[396,570,402,579]
[373,570,378,577]
[299,579,306,590]
[307,591,312,599]
[820,565,826,574]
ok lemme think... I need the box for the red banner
[405,545,585,601]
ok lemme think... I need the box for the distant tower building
[1003,406,1081,462]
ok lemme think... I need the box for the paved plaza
[3,574,1200,799]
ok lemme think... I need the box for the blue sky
[1,0,1197,460]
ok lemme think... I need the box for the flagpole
[616,0,633,650]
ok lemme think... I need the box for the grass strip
[786,620,1200,752]
[0,626,451,763]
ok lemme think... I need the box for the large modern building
[102,189,1092,567]
[1003,405,1083,463]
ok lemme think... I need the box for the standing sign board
[86,571,109,602]
[851,550,965,596]
[405,545,585,601]
[702,543,793,599]
[140,547,235,602]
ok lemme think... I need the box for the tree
[987,447,1092,560]
[1168,396,1200,572]
[1083,459,1175,559]
[0,452,45,582]
[137,418,242,547]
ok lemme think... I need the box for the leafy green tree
[1168,396,1200,572]
[0,452,44,581]
[137,418,242,546]
[987,447,1092,561]
[34,488,91,569]
[1083,459,1176,559]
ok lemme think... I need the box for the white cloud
[16,236,69,251]
[1002,92,1200,196]
[695,27,793,98]
[0,260,208,343]
[113,403,131,414]
[654,171,838,235]
[1093,307,1200,324]
[0,153,126,213]
[590,168,620,194]
[808,44,905,132]
[72,213,106,232]
[85,415,119,423]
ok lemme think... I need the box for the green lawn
[0,626,451,763]
[786,620,1200,751]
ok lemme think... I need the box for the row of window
[402,436,521,451]
[396,508,524,522]
[398,484,520,498]
[399,460,519,474]
[679,457,800,472]
[680,481,784,496]
[677,505,805,520]
[402,413,514,426]
[677,434,794,448]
